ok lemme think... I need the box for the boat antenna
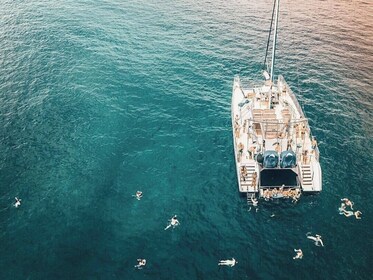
[263,0,277,73]
[270,0,280,83]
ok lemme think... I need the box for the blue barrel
[280,151,296,168]
[263,150,279,168]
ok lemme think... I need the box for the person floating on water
[134,259,146,269]
[342,209,362,219]
[133,191,143,200]
[354,210,362,219]
[14,197,21,208]
[293,249,303,259]
[342,210,354,217]
[164,215,180,230]
[218,258,237,267]
[306,233,324,247]
[341,198,354,210]
[338,202,346,214]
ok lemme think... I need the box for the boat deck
[232,76,322,195]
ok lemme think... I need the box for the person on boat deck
[234,123,240,138]
[248,125,254,137]
[234,115,240,128]
[256,91,261,101]
[301,124,306,140]
[272,188,278,197]
[248,146,256,159]
[287,138,292,150]
[311,136,318,152]
[302,150,308,164]
[294,123,300,138]
[241,166,248,181]
[218,258,237,267]
[275,142,281,153]
[251,172,257,189]
[293,249,303,260]
[238,142,244,159]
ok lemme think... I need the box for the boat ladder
[247,191,254,207]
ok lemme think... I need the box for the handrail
[278,75,305,118]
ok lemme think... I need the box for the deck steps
[301,164,314,191]
[240,164,257,193]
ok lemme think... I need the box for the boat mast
[270,0,280,83]
[263,0,277,74]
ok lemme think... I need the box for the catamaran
[231,0,322,203]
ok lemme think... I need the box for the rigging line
[263,0,277,70]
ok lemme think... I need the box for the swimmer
[307,233,324,247]
[341,198,354,210]
[164,215,180,230]
[354,210,362,219]
[293,249,303,259]
[218,258,237,267]
[342,209,354,217]
[14,197,21,208]
[251,194,258,207]
[338,203,346,214]
[134,259,146,269]
[133,191,143,200]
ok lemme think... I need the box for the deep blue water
[0,0,372,279]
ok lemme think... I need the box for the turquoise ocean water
[0,0,372,279]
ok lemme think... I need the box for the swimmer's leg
[307,236,316,242]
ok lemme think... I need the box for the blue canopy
[263,150,279,168]
[280,151,296,168]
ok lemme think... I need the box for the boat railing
[278,75,318,143]
[278,75,305,119]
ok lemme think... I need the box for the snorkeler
[134,259,146,269]
[293,249,303,259]
[14,197,21,208]
[307,233,324,247]
[218,258,237,267]
[164,215,180,230]
[133,191,143,200]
